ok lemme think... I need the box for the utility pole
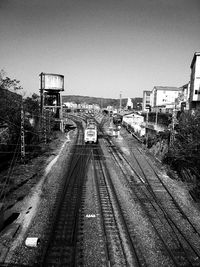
[146,109,149,148]
[20,101,25,162]
[48,109,51,133]
[146,109,149,124]
[39,73,44,140]
[43,109,47,144]
[169,107,176,147]
[155,109,158,126]
[119,92,122,113]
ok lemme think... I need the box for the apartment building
[150,86,181,112]
[189,52,200,110]
[142,91,151,112]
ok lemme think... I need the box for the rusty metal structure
[39,72,64,132]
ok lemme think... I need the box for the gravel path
[0,128,77,265]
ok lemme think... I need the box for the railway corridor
[2,116,200,266]
[80,119,200,266]
[39,117,200,266]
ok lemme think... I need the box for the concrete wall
[156,90,180,106]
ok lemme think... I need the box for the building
[142,91,151,112]
[175,82,190,111]
[150,86,181,112]
[122,112,145,137]
[189,52,200,110]
[63,102,78,109]
[126,97,133,110]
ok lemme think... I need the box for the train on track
[84,118,98,144]
[113,113,123,125]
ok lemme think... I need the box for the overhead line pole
[119,91,122,113]
[20,97,25,162]
[43,108,47,144]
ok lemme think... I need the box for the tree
[0,69,22,91]
[22,93,40,145]
[164,111,200,181]
[23,93,40,118]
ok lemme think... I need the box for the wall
[189,54,200,109]
[156,90,180,106]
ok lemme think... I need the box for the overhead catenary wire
[0,87,61,166]
[0,98,55,188]
[0,134,20,205]
[0,114,49,138]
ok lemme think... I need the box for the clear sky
[0,0,200,99]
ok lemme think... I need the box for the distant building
[142,91,151,112]
[150,86,181,112]
[107,105,113,111]
[189,52,200,110]
[126,97,133,110]
[63,102,77,109]
[93,104,100,111]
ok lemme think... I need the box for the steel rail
[135,145,200,236]
[104,131,200,266]
[92,144,144,267]
[40,120,90,266]
[103,136,184,266]
[123,123,200,237]
[96,124,147,266]
[92,147,118,267]
[127,142,200,262]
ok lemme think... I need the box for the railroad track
[91,144,145,267]
[39,115,200,266]
[40,120,90,266]
[102,125,200,266]
[4,114,200,266]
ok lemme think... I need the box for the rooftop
[153,86,180,91]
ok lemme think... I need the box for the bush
[163,111,200,182]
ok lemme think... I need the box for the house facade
[142,91,151,112]
[175,83,190,111]
[150,86,181,112]
[189,52,200,110]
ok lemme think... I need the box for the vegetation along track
[103,127,200,266]
[40,119,90,266]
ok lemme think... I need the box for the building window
[195,90,198,94]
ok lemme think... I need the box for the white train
[84,124,98,144]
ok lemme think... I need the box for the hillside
[62,95,142,109]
